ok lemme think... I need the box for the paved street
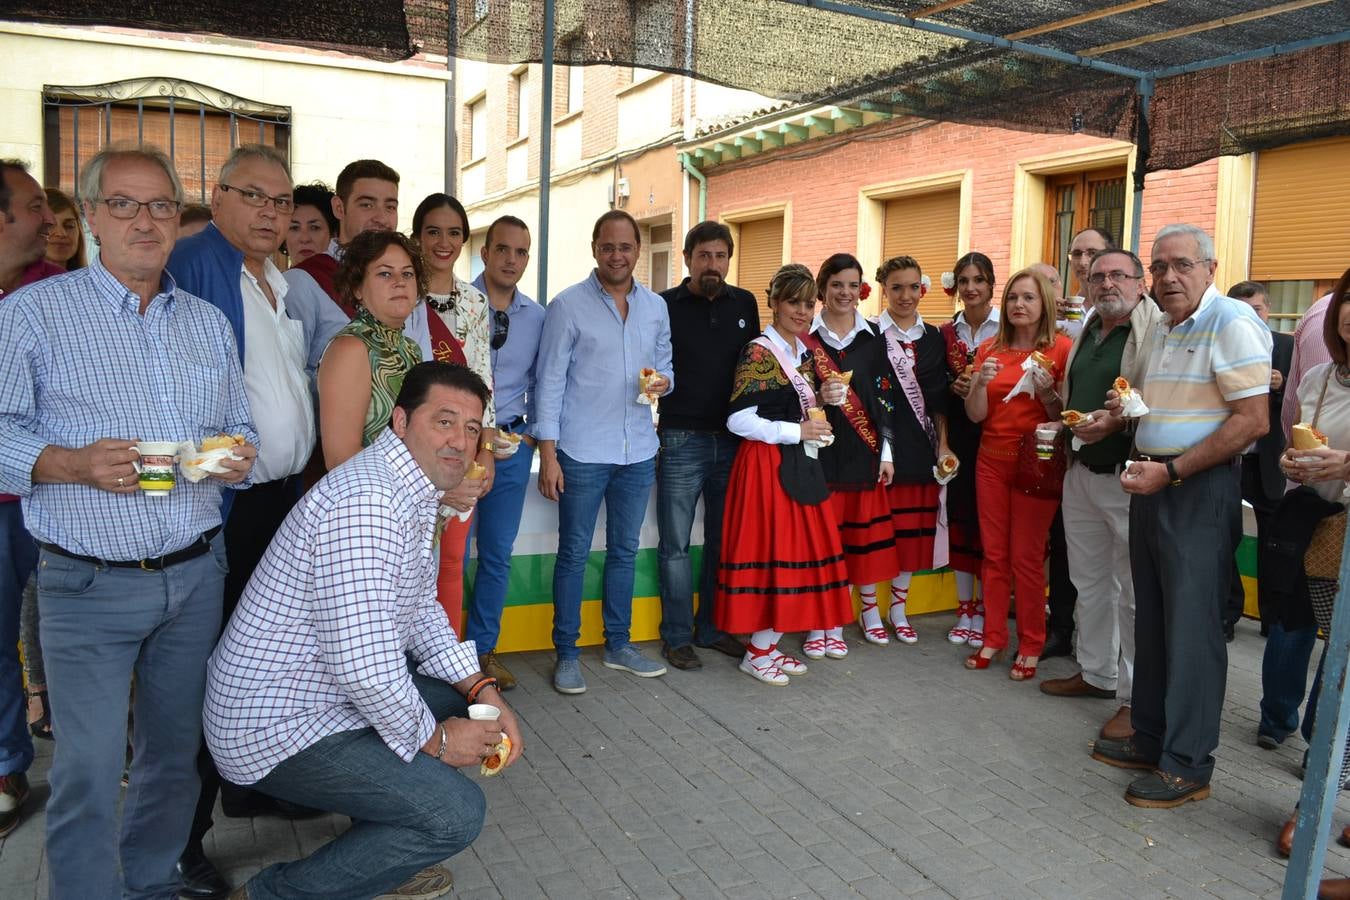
[1,611,1344,899]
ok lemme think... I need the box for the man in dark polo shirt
[657,221,760,669]
[1041,248,1162,744]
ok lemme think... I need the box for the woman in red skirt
[804,253,899,657]
[717,264,854,685]
[872,255,958,644]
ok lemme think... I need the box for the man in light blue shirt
[534,210,673,693]
[0,146,257,900]
[465,216,546,690]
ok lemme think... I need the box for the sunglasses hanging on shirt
[491,309,510,350]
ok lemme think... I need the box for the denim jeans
[656,429,738,648]
[0,502,36,778]
[466,432,536,653]
[1259,620,1318,739]
[247,673,486,900]
[39,537,226,900]
[552,451,656,659]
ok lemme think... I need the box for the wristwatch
[1165,460,1183,486]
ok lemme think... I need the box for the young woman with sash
[802,253,898,657]
[407,193,498,632]
[939,252,999,647]
[871,256,957,645]
[717,264,854,685]
[964,268,1071,681]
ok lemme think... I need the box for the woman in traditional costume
[802,254,897,657]
[716,264,854,685]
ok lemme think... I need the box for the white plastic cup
[467,703,501,721]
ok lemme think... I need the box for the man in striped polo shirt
[1091,223,1272,808]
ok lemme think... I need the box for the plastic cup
[133,441,179,495]
[467,703,501,721]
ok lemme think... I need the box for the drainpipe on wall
[679,152,706,223]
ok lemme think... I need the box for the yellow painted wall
[0,24,449,230]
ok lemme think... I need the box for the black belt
[1132,453,1240,468]
[39,526,221,571]
[1082,462,1124,475]
[503,416,525,431]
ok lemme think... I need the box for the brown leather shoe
[1342,824,1350,848]
[479,652,517,691]
[1320,878,1350,900]
[1040,672,1116,699]
[1277,812,1297,857]
[1100,705,1134,740]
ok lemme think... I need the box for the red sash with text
[426,309,468,366]
[801,332,879,454]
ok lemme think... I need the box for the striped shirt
[1135,284,1272,456]
[0,258,256,559]
[204,428,480,785]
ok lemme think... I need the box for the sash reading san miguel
[752,334,815,419]
[426,309,469,366]
[883,328,938,451]
[800,333,879,454]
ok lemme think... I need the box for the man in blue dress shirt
[534,210,673,694]
[0,145,257,900]
[466,215,546,690]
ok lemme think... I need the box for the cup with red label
[132,441,179,496]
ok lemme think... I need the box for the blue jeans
[0,502,36,778]
[552,452,656,659]
[39,537,226,900]
[656,429,738,648]
[247,673,485,899]
[466,433,536,653]
[1259,620,1318,739]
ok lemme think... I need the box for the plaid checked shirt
[204,428,480,784]
[0,258,256,558]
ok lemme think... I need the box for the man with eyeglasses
[1042,249,1162,750]
[535,209,673,693]
[463,215,545,690]
[0,144,258,899]
[168,144,336,898]
[1092,224,1271,809]
[283,158,401,321]
[0,160,61,843]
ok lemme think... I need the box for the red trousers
[436,513,473,637]
[974,453,1059,656]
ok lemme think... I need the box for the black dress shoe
[696,634,746,659]
[1224,621,1236,642]
[662,643,702,670]
[1040,630,1073,660]
[1124,770,1210,808]
[178,843,231,900]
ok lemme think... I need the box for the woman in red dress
[963,268,1071,681]
[803,253,898,658]
[871,256,957,645]
[716,264,854,685]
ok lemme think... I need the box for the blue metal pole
[1152,30,1350,80]
[1283,528,1350,898]
[1128,77,1151,253]
[537,0,554,303]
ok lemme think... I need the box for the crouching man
[204,362,524,900]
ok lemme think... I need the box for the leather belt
[1083,462,1123,475]
[39,526,221,571]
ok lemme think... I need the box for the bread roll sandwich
[937,455,959,477]
[1060,410,1090,427]
[1112,376,1134,398]
[466,461,487,480]
[499,431,523,445]
[480,734,512,777]
[830,370,853,385]
[1292,422,1329,451]
[1030,350,1055,372]
[807,407,827,423]
[638,367,659,393]
[200,434,246,452]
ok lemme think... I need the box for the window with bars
[1043,168,1126,294]
[42,78,290,204]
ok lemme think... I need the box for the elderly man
[0,145,257,899]
[168,144,338,898]
[0,160,60,839]
[1041,248,1162,744]
[1092,224,1271,807]
[205,362,522,900]
[535,210,673,693]
[657,221,760,670]
[284,158,399,318]
[464,215,546,689]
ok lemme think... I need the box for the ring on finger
[117,476,125,486]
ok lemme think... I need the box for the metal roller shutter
[882,190,961,323]
[1251,136,1350,282]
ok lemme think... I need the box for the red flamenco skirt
[829,483,901,586]
[715,441,853,634]
[888,481,941,573]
